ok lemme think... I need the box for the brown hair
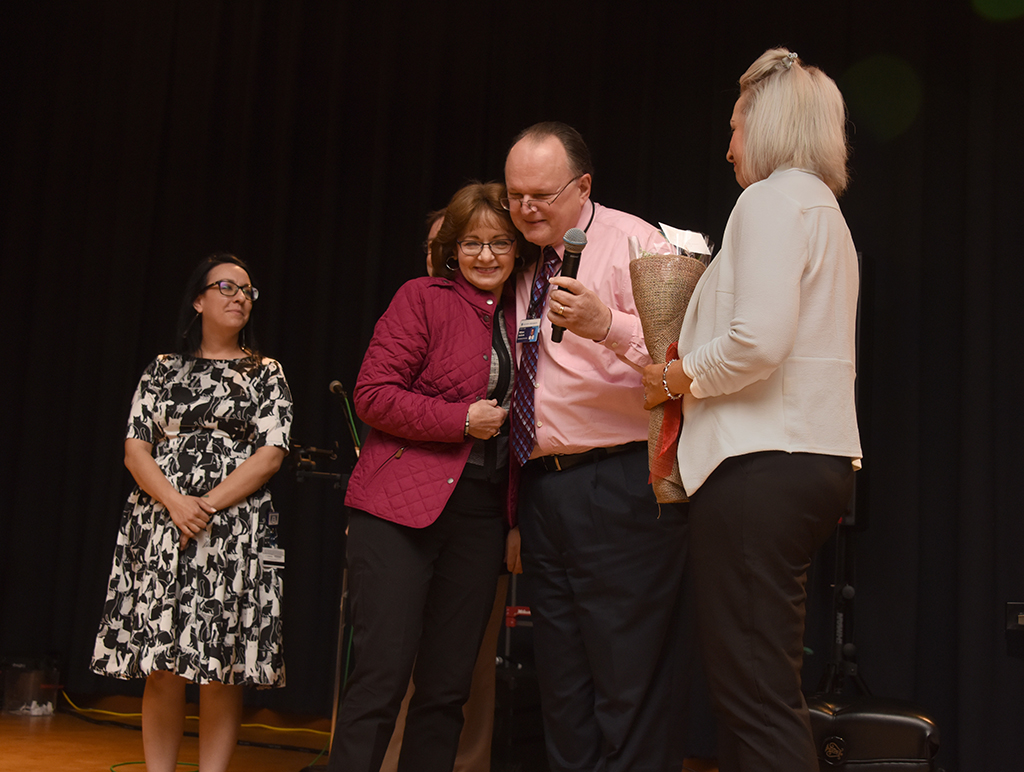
[430,181,539,278]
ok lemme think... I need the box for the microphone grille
[563,228,587,249]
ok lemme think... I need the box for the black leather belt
[524,441,644,473]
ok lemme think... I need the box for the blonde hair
[737,48,850,196]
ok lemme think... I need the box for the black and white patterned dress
[91,354,293,686]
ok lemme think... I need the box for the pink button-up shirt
[515,200,670,458]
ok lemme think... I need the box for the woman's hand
[124,438,286,550]
[642,363,670,410]
[124,438,214,550]
[641,359,691,410]
[505,526,523,574]
[165,492,217,549]
[466,399,507,440]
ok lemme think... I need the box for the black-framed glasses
[456,238,516,256]
[501,176,579,212]
[203,280,259,301]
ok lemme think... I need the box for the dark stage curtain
[1,2,1022,769]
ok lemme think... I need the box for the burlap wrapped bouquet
[628,236,707,503]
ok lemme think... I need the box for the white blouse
[677,167,863,494]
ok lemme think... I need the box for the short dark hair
[176,253,261,365]
[508,121,594,179]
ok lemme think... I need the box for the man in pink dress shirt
[504,122,692,772]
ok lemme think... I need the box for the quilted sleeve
[354,281,470,444]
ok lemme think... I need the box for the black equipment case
[807,692,940,770]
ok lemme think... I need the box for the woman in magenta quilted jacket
[328,182,538,772]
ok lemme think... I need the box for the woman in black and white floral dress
[92,253,292,772]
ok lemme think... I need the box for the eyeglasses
[456,238,516,256]
[501,177,579,212]
[203,280,259,301]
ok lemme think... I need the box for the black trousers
[518,445,690,772]
[327,477,506,772]
[688,451,855,772]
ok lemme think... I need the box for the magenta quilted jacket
[344,273,518,528]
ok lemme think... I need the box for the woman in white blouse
[643,48,863,772]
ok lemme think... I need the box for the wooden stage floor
[0,693,331,772]
[0,693,719,772]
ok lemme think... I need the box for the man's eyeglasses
[203,280,259,302]
[501,177,579,212]
[456,238,516,256]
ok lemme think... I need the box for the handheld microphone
[328,380,347,396]
[552,227,587,343]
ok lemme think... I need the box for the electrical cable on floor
[60,690,331,757]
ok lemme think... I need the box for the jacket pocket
[365,444,407,481]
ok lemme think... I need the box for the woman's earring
[445,256,458,272]
[182,311,200,337]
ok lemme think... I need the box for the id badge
[517,318,541,343]
[261,547,286,567]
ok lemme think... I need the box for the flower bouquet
[628,227,710,503]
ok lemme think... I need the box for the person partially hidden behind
[92,253,293,772]
[643,48,863,772]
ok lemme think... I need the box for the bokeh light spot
[842,54,923,143]
[972,0,1024,21]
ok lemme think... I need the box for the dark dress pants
[518,445,689,772]
[327,477,506,772]
[688,451,854,772]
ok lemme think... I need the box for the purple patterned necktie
[510,247,560,467]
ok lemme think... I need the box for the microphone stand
[817,250,870,697]
[325,381,362,760]
[330,381,361,460]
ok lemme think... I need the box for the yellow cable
[62,691,142,719]
[239,722,331,736]
[63,690,330,737]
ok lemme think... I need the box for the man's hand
[547,276,613,341]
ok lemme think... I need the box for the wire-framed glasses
[456,238,516,256]
[501,176,579,212]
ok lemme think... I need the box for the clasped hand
[167,493,217,549]
[467,399,507,440]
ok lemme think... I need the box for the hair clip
[782,51,798,68]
